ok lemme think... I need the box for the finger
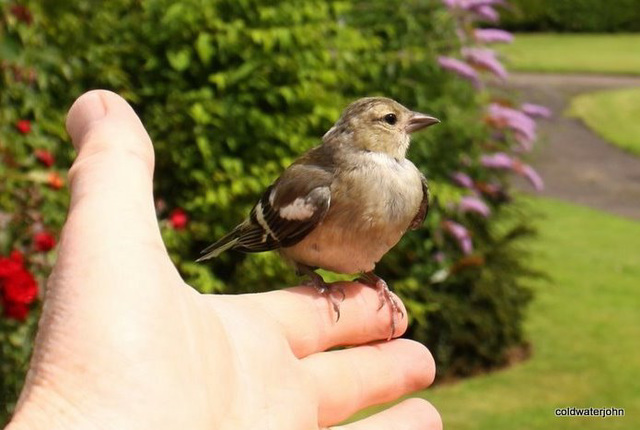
[329,398,442,430]
[241,282,409,357]
[302,339,435,426]
[49,90,179,323]
[28,91,181,395]
[61,90,169,269]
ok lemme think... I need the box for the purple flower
[459,196,491,217]
[488,103,536,142]
[463,48,507,79]
[521,165,544,191]
[474,5,499,21]
[443,220,473,255]
[438,56,480,87]
[481,152,514,169]
[451,171,476,189]
[443,0,503,10]
[481,152,544,191]
[521,103,552,119]
[474,28,513,44]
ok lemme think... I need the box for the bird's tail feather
[196,232,240,262]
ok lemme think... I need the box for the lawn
[498,33,640,75]
[568,88,640,156]
[356,197,640,429]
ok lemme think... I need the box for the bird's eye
[383,113,397,125]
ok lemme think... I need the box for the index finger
[245,281,408,357]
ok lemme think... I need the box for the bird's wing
[243,163,332,251]
[409,174,430,230]
[198,161,333,260]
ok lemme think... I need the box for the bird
[198,97,439,339]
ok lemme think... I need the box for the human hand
[7,90,441,430]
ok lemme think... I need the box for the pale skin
[6,90,442,430]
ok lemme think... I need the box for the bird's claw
[358,272,404,341]
[310,282,345,322]
[299,266,345,322]
[298,266,402,335]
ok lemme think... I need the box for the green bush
[501,0,640,32]
[1,0,537,422]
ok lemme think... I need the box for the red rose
[0,250,38,321]
[169,208,188,230]
[0,252,22,278]
[35,149,55,167]
[16,119,31,134]
[10,5,33,25]
[3,302,29,321]
[48,171,65,189]
[3,269,38,304]
[34,231,56,252]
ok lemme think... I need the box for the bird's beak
[406,112,440,133]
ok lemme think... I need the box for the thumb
[60,90,167,271]
[15,91,185,415]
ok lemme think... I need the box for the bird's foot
[298,266,345,322]
[357,272,404,341]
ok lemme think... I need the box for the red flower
[10,4,33,25]
[34,231,56,252]
[16,119,31,134]
[169,208,188,230]
[35,149,55,167]
[48,171,65,189]
[0,250,38,321]
[3,269,38,304]
[0,251,23,278]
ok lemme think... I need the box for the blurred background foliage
[1,0,540,421]
[501,0,640,32]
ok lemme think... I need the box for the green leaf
[0,35,21,61]
[195,32,215,65]
[166,48,192,71]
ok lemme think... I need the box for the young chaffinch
[198,97,439,338]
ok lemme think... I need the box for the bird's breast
[281,153,423,274]
[335,153,423,225]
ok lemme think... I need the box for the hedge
[501,0,640,32]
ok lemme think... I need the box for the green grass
[424,197,640,429]
[498,33,640,75]
[356,197,640,429]
[568,88,640,156]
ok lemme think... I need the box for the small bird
[198,97,439,338]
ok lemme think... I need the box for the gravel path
[505,73,640,220]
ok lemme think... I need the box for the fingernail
[66,90,108,146]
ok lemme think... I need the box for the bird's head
[324,97,440,160]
